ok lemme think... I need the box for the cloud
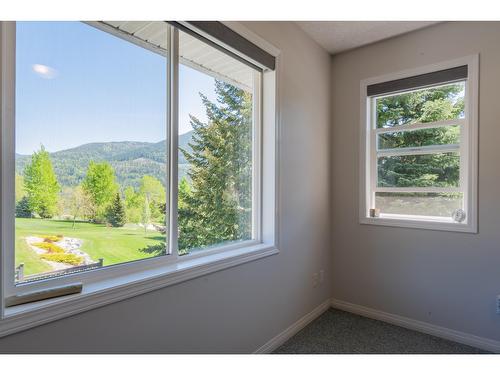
[32,64,58,79]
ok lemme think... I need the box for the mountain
[16,131,194,189]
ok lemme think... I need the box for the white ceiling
[296,21,439,54]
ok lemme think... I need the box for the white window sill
[0,243,279,338]
[360,214,477,233]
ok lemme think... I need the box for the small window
[360,57,478,232]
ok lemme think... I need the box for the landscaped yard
[15,218,165,277]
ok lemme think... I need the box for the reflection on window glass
[377,153,460,188]
[375,192,463,218]
[178,30,255,255]
[376,82,465,129]
[378,125,460,150]
[14,21,168,283]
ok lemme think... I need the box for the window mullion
[374,118,465,135]
[374,187,461,193]
[167,26,179,258]
[369,98,377,210]
[376,144,460,157]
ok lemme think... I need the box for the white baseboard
[253,299,331,354]
[331,298,500,353]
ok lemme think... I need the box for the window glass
[375,192,463,218]
[178,30,256,255]
[376,82,465,129]
[378,125,460,150]
[377,153,460,188]
[15,21,169,283]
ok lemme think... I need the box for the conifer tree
[15,196,32,218]
[179,80,253,252]
[107,192,126,227]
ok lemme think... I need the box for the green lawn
[16,218,165,276]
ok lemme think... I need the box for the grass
[15,218,165,277]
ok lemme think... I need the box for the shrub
[40,253,83,265]
[31,242,65,253]
[42,235,63,243]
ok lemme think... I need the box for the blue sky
[15,21,217,155]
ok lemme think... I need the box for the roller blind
[169,21,275,71]
[367,65,468,97]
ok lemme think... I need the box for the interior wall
[0,21,332,353]
[331,21,500,341]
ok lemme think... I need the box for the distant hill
[16,131,194,189]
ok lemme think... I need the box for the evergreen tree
[107,192,126,227]
[179,80,253,252]
[23,146,60,218]
[82,161,118,222]
[15,196,32,218]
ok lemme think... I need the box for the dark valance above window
[168,21,276,72]
[367,65,468,96]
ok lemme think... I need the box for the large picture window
[0,20,278,312]
[360,57,478,232]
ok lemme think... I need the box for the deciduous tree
[82,161,118,222]
[23,146,60,218]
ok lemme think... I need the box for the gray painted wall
[0,21,332,353]
[331,21,500,341]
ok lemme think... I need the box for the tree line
[16,151,165,231]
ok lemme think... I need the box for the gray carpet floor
[274,308,488,354]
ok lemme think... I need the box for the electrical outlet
[496,295,500,314]
[319,270,324,284]
[312,272,319,288]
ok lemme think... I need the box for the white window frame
[359,55,478,233]
[0,21,281,337]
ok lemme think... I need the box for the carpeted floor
[274,308,488,354]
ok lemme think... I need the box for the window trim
[359,55,479,233]
[0,20,281,337]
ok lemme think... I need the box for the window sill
[360,215,477,233]
[0,243,279,338]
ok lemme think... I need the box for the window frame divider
[374,187,461,193]
[376,143,460,157]
[167,25,179,258]
[374,118,464,135]
[1,22,16,309]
